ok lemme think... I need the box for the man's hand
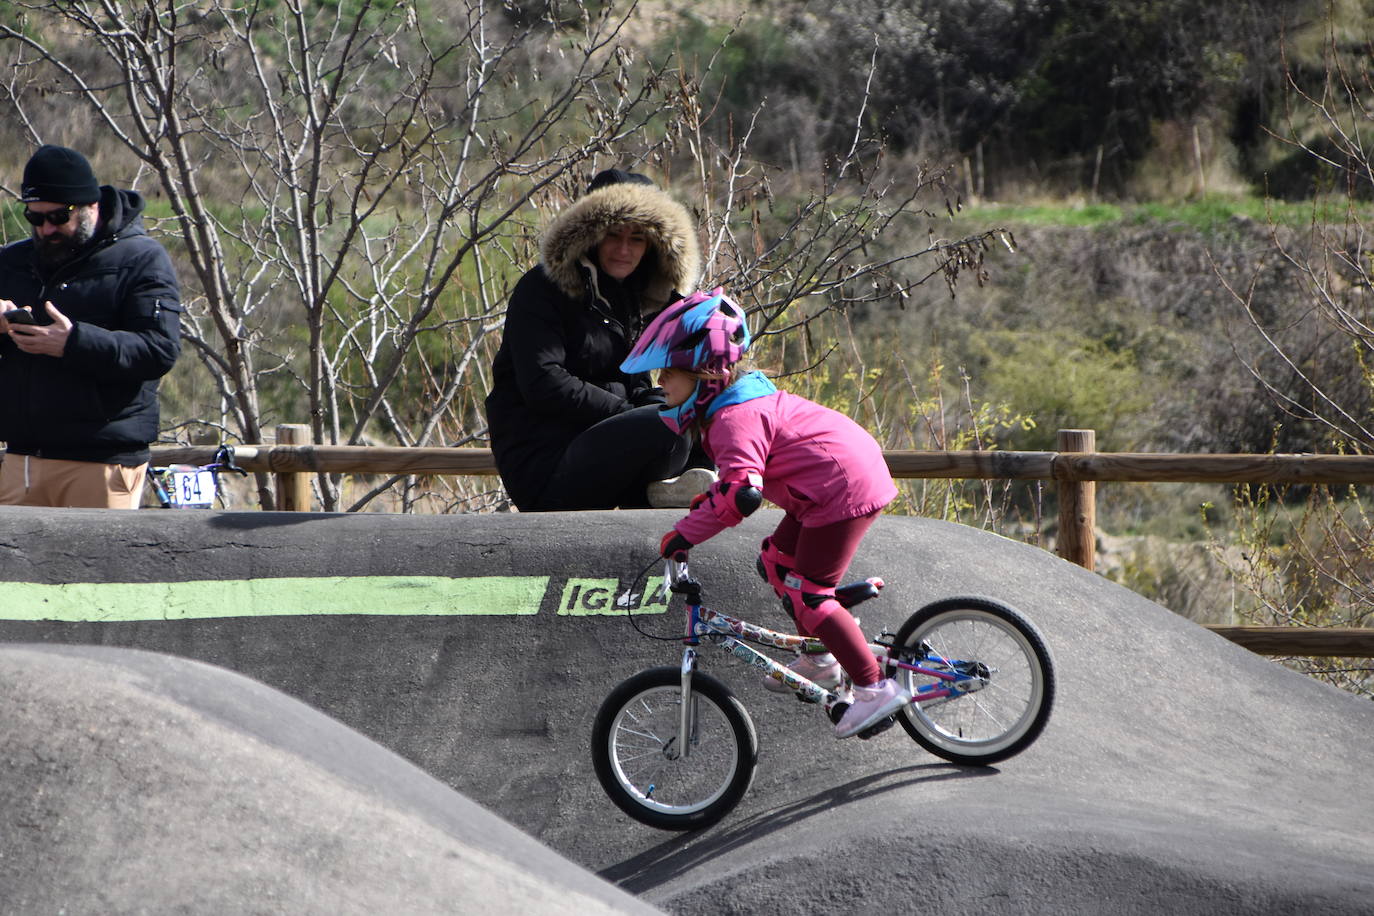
[0,299,22,335]
[660,529,692,561]
[7,301,72,357]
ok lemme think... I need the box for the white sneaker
[762,652,843,693]
[834,678,911,739]
[647,468,717,508]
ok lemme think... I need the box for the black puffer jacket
[0,186,182,464]
[485,180,701,508]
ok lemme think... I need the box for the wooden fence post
[1057,428,1096,570]
[274,423,312,512]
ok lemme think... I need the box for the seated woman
[485,169,712,511]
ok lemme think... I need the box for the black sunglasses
[23,205,77,227]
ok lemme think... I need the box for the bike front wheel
[891,596,1054,766]
[591,666,758,831]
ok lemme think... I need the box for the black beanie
[21,144,101,205]
[586,168,655,194]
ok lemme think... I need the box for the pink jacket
[675,390,897,546]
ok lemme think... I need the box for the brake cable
[619,554,688,642]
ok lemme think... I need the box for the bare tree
[1216,13,1374,696]
[2,0,683,510]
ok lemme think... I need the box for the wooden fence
[150,426,1374,658]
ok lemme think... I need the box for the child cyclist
[621,288,910,739]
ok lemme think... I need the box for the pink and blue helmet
[620,288,751,433]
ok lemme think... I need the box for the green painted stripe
[0,576,550,622]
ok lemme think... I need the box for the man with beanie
[0,144,182,508]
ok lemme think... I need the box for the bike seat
[836,577,884,609]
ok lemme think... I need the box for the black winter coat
[485,179,701,509]
[0,186,182,464]
[486,265,659,508]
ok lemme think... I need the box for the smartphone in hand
[3,308,36,325]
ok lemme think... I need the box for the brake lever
[214,444,249,476]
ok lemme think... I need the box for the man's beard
[34,210,98,271]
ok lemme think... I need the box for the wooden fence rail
[150,443,1374,485]
[149,427,1374,658]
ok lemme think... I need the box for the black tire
[591,666,758,831]
[890,596,1054,766]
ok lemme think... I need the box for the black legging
[531,405,694,510]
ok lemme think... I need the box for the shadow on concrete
[601,763,995,893]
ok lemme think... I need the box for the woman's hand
[629,386,666,407]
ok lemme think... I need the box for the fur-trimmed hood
[539,181,701,312]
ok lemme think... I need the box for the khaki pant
[0,454,147,509]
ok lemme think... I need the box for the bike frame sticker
[559,578,671,616]
[0,576,550,622]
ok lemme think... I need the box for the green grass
[956,194,1374,233]
[956,201,1123,227]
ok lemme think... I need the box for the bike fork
[677,647,698,760]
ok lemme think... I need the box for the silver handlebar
[664,556,690,586]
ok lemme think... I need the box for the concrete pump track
[1,505,1371,915]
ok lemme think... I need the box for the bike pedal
[857,715,896,741]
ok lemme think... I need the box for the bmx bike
[591,556,1055,830]
[146,444,247,509]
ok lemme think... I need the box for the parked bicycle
[592,557,1055,830]
[146,444,248,509]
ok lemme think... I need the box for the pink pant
[769,511,883,686]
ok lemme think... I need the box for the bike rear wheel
[891,596,1054,766]
[592,666,758,831]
